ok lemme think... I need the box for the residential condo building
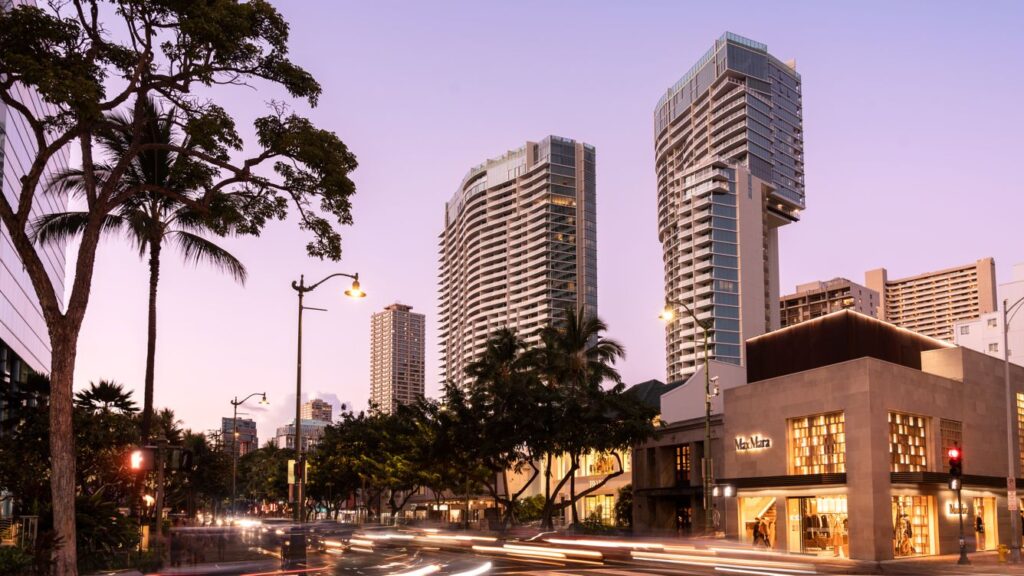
[220,417,258,457]
[439,136,597,384]
[275,419,329,451]
[655,32,804,381]
[954,262,1024,366]
[370,303,425,413]
[865,258,997,341]
[780,278,878,328]
[301,398,333,422]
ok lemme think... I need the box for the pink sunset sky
[71,0,1024,440]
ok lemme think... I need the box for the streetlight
[660,298,716,536]
[230,392,268,518]
[1004,296,1024,563]
[291,272,365,523]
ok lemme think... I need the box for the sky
[71,0,1024,440]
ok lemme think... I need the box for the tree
[35,96,247,444]
[0,3,358,571]
[531,307,653,529]
[614,484,633,529]
[462,329,545,525]
[73,380,137,414]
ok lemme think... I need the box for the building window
[789,412,846,474]
[1017,394,1024,472]
[889,412,928,472]
[675,445,691,485]
[988,318,998,328]
[940,419,963,459]
[892,495,935,557]
[960,325,970,335]
[989,343,999,353]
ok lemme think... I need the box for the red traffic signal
[948,445,963,480]
[129,447,155,471]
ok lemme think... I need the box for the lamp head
[345,278,366,299]
[259,393,269,405]
[659,307,675,322]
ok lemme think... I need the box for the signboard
[1010,491,1019,512]
[946,501,968,516]
[735,435,772,451]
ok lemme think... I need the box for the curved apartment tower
[439,136,597,384]
[655,33,805,382]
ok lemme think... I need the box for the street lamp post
[661,298,716,536]
[290,272,365,523]
[1004,296,1024,563]
[230,392,268,518]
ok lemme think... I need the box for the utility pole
[154,437,167,552]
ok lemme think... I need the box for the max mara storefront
[717,312,1024,561]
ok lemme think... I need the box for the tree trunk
[570,453,579,528]
[140,238,161,442]
[50,325,80,576]
[541,453,553,531]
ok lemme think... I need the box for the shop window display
[892,495,934,557]
[889,412,928,472]
[786,496,848,557]
[789,412,845,474]
[973,497,997,551]
[740,497,777,549]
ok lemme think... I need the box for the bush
[0,546,33,576]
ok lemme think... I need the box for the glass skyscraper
[655,32,804,382]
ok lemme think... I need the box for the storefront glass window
[789,412,845,474]
[1017,393,1024,471]
[889,412,928,472]
[973,497,997,551]
[580,494,615,525]
[784,496,847,557]
[740,496,778,550]
[892,495,935,557]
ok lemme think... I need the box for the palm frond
[30,212,129,246]
[168,231,247,284]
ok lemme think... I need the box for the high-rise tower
[655,33,804,382]
[370,303,425,413]
[439,136,597,384]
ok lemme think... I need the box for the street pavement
[109,524,1024,576]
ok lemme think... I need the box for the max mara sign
[735,435,772,451]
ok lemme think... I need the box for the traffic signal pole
[950,446,969,565]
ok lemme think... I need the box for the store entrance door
[675,497,693,536]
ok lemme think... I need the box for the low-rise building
[955,262,1024,366]
[275,419,329,451]
[634,309,1024,561]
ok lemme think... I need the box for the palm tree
[536,306,625,527]
[32,96,247,443]
[74,380,138,414]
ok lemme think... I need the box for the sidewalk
[810,551,1024,574]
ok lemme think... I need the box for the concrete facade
[301,398,333,422]
[780,278,878,328]
[220,417,258,457]
[955,262,1024,367]
[635,310,1024,561]
[370,303,425,413]
[655,32,804,382]
[866,258,997,342]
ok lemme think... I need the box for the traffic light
[948,446,963,481]
[129,447,155,471]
